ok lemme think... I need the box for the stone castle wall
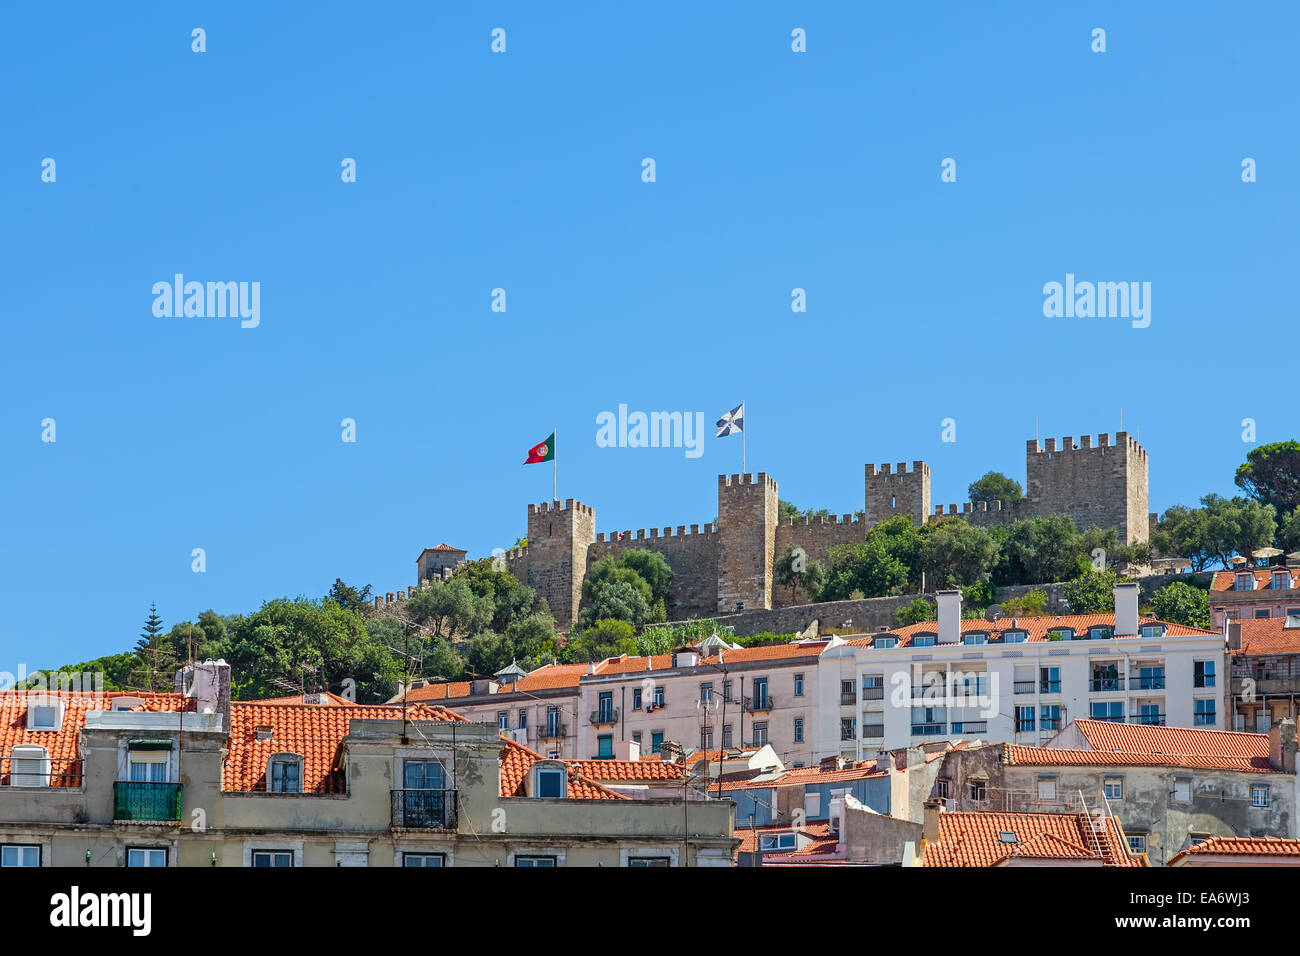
[587,524,720,619]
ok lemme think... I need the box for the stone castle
[486,430,1151,625]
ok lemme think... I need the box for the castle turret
[716,473,778,613]
[1025,432,1148,543]
[525,499,595,624]
[864,460,931,527]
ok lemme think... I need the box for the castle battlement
[595,523,718,543]
[527,498,595,517]
[1027,431,1147,461]
[782,513,864,527]
[865,460,929,478]
[719,472,776,490]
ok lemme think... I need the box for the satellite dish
[985,604,1004,623]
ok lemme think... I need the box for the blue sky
[2,1,1295,666]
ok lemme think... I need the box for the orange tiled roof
[925,811,1142,867]
[735,821,840,860]
[403,681,474,702]
[1168,836,1300,864]
[846,614,1214,649]
[568,759,684,781]
[1006,744,1275,774]
[246,690,355,706]
[1069,719,1269,763]
[223,701,464,793]
[1212,568,1297,592]
[1230,616,1300,656]
[498,739,627,800]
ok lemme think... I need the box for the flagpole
[553,426,557,502]
[742,400,746,476]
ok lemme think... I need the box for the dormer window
[254,726,274,742]
[1140,624,1165,638]
[1236,573,1256,591]
[7,745,51,787]
[963,632,987,646]
[1048,628,1074,641]
[912,634,937,647]
[874,636,898,649]
[1001,630,1027,644]
[535,764,566,799]
[112,696,145,712]
[1088,626,1114,641]
[26,698,63,732]
[268,754,302,793]
[1272,572,1292,590]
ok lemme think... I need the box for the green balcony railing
[113,781,182,822]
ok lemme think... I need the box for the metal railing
[113,781,182,822]
[1130,712,1166,725]
[840,692,857,706]
[860,723,884,739]
[1014,681,1036,695]
[743,695,774,713]
[1041,681,1061,693]
[1132,676,1166,690]
[861,686,884,701]
[1090,676,1124,692]
[391,789,458,829]
[1,757,83,788]
[537,722,567,739]
[911,723,946,737]
[589,707,619,726]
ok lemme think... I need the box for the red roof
[223,701,464,793]
[1006,744,1275,774]
[568,759,684,782]
[735,822,841,861]
[1212,568,1297,592]
[1169,836,1300,864]
[847,614,1214,649]
[1068,719,1270,764]
[925,811,1143,867]
[1230,616,1300,656]
[498,740,627,799]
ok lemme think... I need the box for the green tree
[1278,508,1300,554]
[778,500,832,523]
[1201,494,1277,568]
[1062,569,1129,614]
[774,546,827,603]
[968,471,1024,504]
[993,515,1088,585]
[564,618,637,663]
[581,556,653,608]
[866,516,924,589]
[616,550,675,605]
[131,602,177,692]
[464,631,515,678]
[1147,581,1211,629]
[1000,589,1049,617]
[327,578,374,614]
[1151,504,1215,570]
[505,610,558,663]
[918,519,998,588]
[1235,441,1300,515]
[402,576,494,640]
[455,558,536,633]
[894,597,936,626]
[579,579,652,628]
[820,539,908,601]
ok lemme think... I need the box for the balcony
[911,723,946,737]
[840,728,857,742]
[1,757,82,788]
[1130,712,1166,725]
[1090,676,1124,692]
[391,789,458,829]
[1014,681,1036,695]
[952,721,988,735]
[743,695,775,714]
[588,707,619,726]
[860,723,884,739]
[113,781,182,823]
[861,686,884,701]
[1132,675,1166,690]
[840,692,857,706]
[1040,682,1061,694]
[537,722,567,739]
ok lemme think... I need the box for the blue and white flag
[715,403,744,437]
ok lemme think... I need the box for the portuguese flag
[524,432,555,464]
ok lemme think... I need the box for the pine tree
[131,602,178,692]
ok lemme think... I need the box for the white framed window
[26,699,63,732]
[1172,778,1192,803]
[251,850,294,867]
[1140,624,1165,638]
[127,747,170,783]
[535,766,565,799]
[1236,573,1255,590]
[760,832,797,852]
[627,856,672,867]
[1036,776,1057,801]
[8,745,51,787]
[267,754,302,793]
[1104,776,1124,800]
[1252,785,1270,808]
[514,855,557,867]
[1126,833,1147,854]
[0,844,40,867]
[127,847,167,868]
[403,853,446,867]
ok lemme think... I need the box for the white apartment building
[815,584,1226,761]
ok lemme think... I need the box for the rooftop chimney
[614,740,641,762]
[936,590,962,644]
[1228,622,1244,650]
[1113,583,1139,637]
[192,659,231,733]
[922,797,944,850]
[1269,718,1297,773]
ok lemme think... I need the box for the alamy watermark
[596,405,705,459]
[152,274,260,328]
[1042,273,1150,328]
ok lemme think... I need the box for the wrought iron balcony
[1131,712,1166,725]
[840,693,857,706]
[861,686,885,701]
[1014,681,1036,695]
[1090,676,1124,692]
[391,788,458,829]
[113,781,182,822]
[537,722,567,739]
[589,708,619,726]
[743,695,774,713]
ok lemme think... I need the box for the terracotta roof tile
[1069,719,1269,763]
[735,821,840,859]
[847,614,1214,649]
[1229,616,1300,656]
[1169,836,1300,864]
[1212,568,1297,592]
[223,701,464,793]
[925,811,1142,867]
[1006,744,1275,774]
[498,739,627,799]
[568,759,684,781]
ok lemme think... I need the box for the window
[1236,573,1255,591]
[633,688,643,710]
[597,692,613,722]
[1255,609,1271,619]
[0,845,39,867]
[1040,705,1061,731]
[403,853,445,867]
[723,680,733,702]
[653,687,665,708]
[1040,667,1060,693]
[127,847,167,867]
[1104,776,1124,800]
[840,679,856,696]
[1087,626,1114,640]
[651,732,664,754]
[1091,701,1124,722]
[794,673,804,697]
[1036,776,1057,801]
[1194,660,1216,688]
[1140,624,1165,638]
[935,778,951,799]
[1272,572,1292,589]
[840,718,856,741]
[628,857,672,867]
[912,635,936,647]
[699,727,712,750]
[268,755,301,793]
[1252,785,1270,808]
[794,718,804,742]
[1194,699,1216,726]
[597,735,613,759]
[9,745,50,787]
[874,636,898,649]
[515,856,557,867]
[497,711,508,731]
[963,632,987,645]
[1015,706,1035,733]
[751,678,769,708]
[251,850,293,867]
[536,766,565,798]
[128,748,170,783]
[1002,630,1027,643]
[700,682,714,702]
[1136,665,1165,690]
[968,780,987,802]
[1172,778,1192,803]
[760,833,797,852]
[722,724,732,748]
[631,731,642,747]
[1048,628,1074,641]
[753,722,768,746]
[1127,833,1147,854]
[518,710,527,729]
[27,702,61,732]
